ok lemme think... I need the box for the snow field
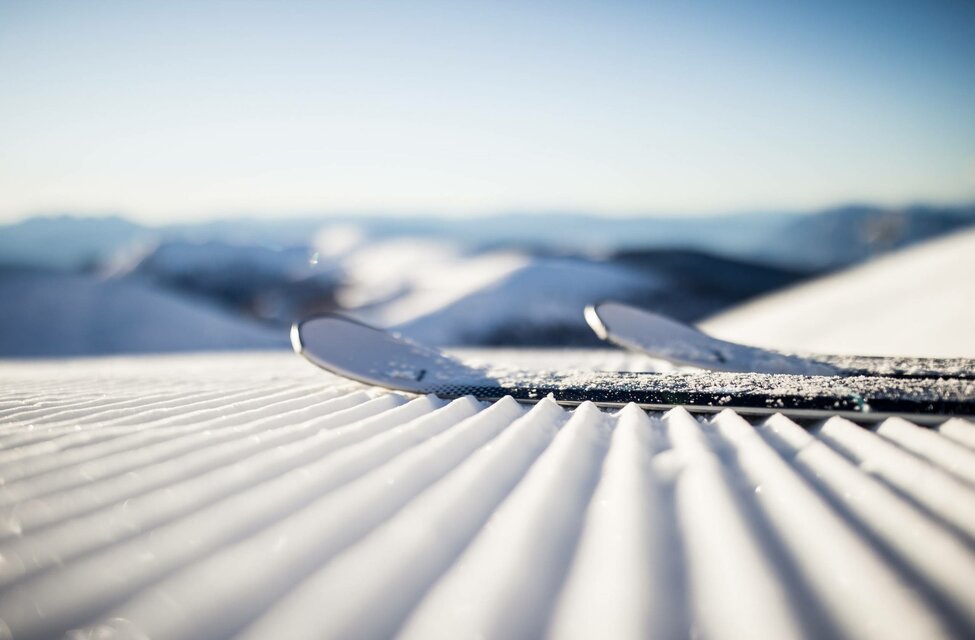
[0,353,973,639]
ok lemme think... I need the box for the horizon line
[4,197,975,228]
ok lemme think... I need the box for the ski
[292,314,975,424]
[585,302,975,380]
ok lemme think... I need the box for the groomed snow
[702,227,975,358]
[1,353,974,639]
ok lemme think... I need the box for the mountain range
[1,203,972,355]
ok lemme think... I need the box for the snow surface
[324,238,528,323]
[703,227,975,358]
[2,352,974,639]
[0,270,287,356]
[388,257,665,346]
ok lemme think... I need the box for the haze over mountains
[1,203,972,356]
[4,203,973,271]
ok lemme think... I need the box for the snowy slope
[386,257,665,346]
[325,238,528,319]
[702,227,975,358]
[1,353,973,639]
[320,237,665,346]
[0,270,287,356]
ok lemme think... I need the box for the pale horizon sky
[2,0,974,224]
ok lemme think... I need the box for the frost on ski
[422,365,975,419]
[298,315,974,420]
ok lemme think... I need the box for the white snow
[702,227,975,358]
[399,401,608,639]
[1,353,974,638]
[0,271,286,356]
[329,238,528,323]
[390,257,665,345]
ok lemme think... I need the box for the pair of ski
[292,302,975,423]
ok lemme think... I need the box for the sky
[1,0,974,223]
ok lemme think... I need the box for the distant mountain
[754,204,975,270]
[389,257,663,346]
[119,241,342,324]
[609,248,810,313]
[378,248,809,346]
[1,203,972,273]
[1,203,973,355]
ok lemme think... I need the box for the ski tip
[290,313,493,393]
[292,314,366,355]
[585,301,643,342]
[290,321,304,355]
[291,313,381,372]
[583,303,611,340]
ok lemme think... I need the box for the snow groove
[0,389,369,513]
[760,413,975,632]
[0,381,260,429]
[937,418,975,450]
[0,396,433,639]
[0,353,971,640]
[399,400,605,640]
[712,410,951,639]
[82,396,488,640]
[0,392,387,539]
[0,385,332,474]
[238,397,540,640]
[545,404,680,640]
[0,395,411,589]
[874,417,975,486]
[664,407,810,640]
[814,417,975,543]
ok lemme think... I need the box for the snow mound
[391,258,665,346]
[702,227,975,358]
[336,238,529,326]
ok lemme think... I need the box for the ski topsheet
[292,315,975,424]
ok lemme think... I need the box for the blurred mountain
[609,248,808,314]
[3,203,973,273]
[116,241,342,325]
[1,203,972,355]
[755,204,975,270]
[378,251,811,346]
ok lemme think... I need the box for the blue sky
[1,0,973,222]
